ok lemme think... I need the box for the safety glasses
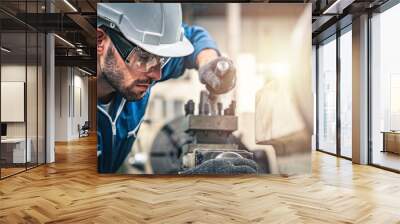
[102,26,169,72]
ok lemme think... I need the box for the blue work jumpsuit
[97,24,219,173]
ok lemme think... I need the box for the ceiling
[0,0,393,73]
[0,0,97,73]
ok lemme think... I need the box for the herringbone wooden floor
[1,136,400,224]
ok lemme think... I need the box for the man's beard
[100,47,151,102]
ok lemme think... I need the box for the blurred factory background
[122,4,312,174]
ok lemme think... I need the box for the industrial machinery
[147,59,269,174]
[181,92,253,169]
[149,90,269,174]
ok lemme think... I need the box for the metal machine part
[193,149,254,167]
[180,91,257,170]
[149,117,191,174]
[149,90,270,174]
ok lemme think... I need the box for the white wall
[1,65,26,136]
[54,67,89,141]
[72,72,89,138]
[1,63,46,164]
[55,67,68,141]
[1,65,37,137]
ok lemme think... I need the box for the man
[97,3,257,174]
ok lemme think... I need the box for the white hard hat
[97,3,194,57]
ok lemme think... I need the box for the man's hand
[180,158,259,175]
[197,50,236,95]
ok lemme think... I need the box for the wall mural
[96,3,313,175]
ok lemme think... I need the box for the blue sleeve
[159,23,220,82]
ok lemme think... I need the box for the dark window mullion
[44,0,48,165]
[36,0,39,168]
[25,0,28,171]
[316,44,320,151]
[0,22,2,179]
[336,29,341,157]
[367,11,373,165]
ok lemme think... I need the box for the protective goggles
[103,26,169,72]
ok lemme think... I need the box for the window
[371,2,400,171]
[340,28,352,158]
[0,1,47,179]
[317,36,337,154]
[390,74,400,130]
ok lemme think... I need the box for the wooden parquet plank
[0,135,400,223]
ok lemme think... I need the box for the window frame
[315,24,353,161]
